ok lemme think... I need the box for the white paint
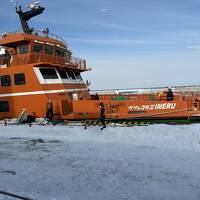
[0,64,7,68]
[33,67,84,84]
[128,103,177,111]
[46,42,56,46]
[0,88,86,98]
[0,47,6,55]
[34,40,44,44]
[72,93,78,100]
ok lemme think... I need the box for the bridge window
[33,44,43,53]
[55,49,65,57]
[14,73,26,85]
[39,68,58,79]
[19,45,28,54]
[66,51,71,59]
[67,71,76,80]
[45,46,54,55]
[58,69,68,79]
[74,72,83,80]
[1,75,11,87]
[0,101,9,112]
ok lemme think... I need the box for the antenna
[25,1,40,9]
[15,1,45,34]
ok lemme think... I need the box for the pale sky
[1,0,200,89]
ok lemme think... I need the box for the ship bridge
[0,30,88,72]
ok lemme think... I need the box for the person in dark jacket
[99,102,106,130]
[45,99,54,121]
[167,87,174,101]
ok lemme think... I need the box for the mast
[16,2,45,34]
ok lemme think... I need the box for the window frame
[74,71,83,80]
[1,75,11,87]
[14,73,26,85]
[55,49,65,57]
[45,46,54,55]
[33,44,43,53]
[0,101,9,112]
[58,69,69,79]
[39,68,58,79]
[19,45,29,54]
[66,70,76,80]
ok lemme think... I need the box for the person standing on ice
[45,99,54,122]
[99,102,106,130]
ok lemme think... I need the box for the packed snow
[0,124,200,200]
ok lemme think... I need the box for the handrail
[98,93,184,102]
[70,56,86,70]
[10,53,87,70]
[1,30,68,46]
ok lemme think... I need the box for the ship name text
[128,103,177,111]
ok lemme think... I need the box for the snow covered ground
[0,124,200,200]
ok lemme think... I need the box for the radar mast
[16,1,45,34]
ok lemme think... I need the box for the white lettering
[171,103,176,109]
[150,105,155,110]
[166,103,171,109]
[128,103,177,111]
[162,103,167,109]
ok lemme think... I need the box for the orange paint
[0,3,200,123]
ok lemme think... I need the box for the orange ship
[1,2,200,124]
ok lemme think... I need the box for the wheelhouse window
[74,72,83,80]
[1,75,11,87]
[19,45,28,54]
[55,49,65,57]
[39,68,58,79]
[58,69,68,79]
[67,71,76,80]
[33,44,43,53]
[14,73,26,85]
[65,51,71,59]
[0,101,9,112]
[45,46,54,55]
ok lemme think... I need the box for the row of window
[39,68,82,81]
[19,44,69,58]
[33,44,66,57]
[0,73,25,87]
[0,69,82,87]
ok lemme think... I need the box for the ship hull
[71,99,200,122]
[1,87,200,124]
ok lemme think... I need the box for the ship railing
[1,30,68,46]
[98,93,184,102]
[70,56,86,70]
[158,95,183,102]
[11,53,87,70]
[187,96,200,111]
